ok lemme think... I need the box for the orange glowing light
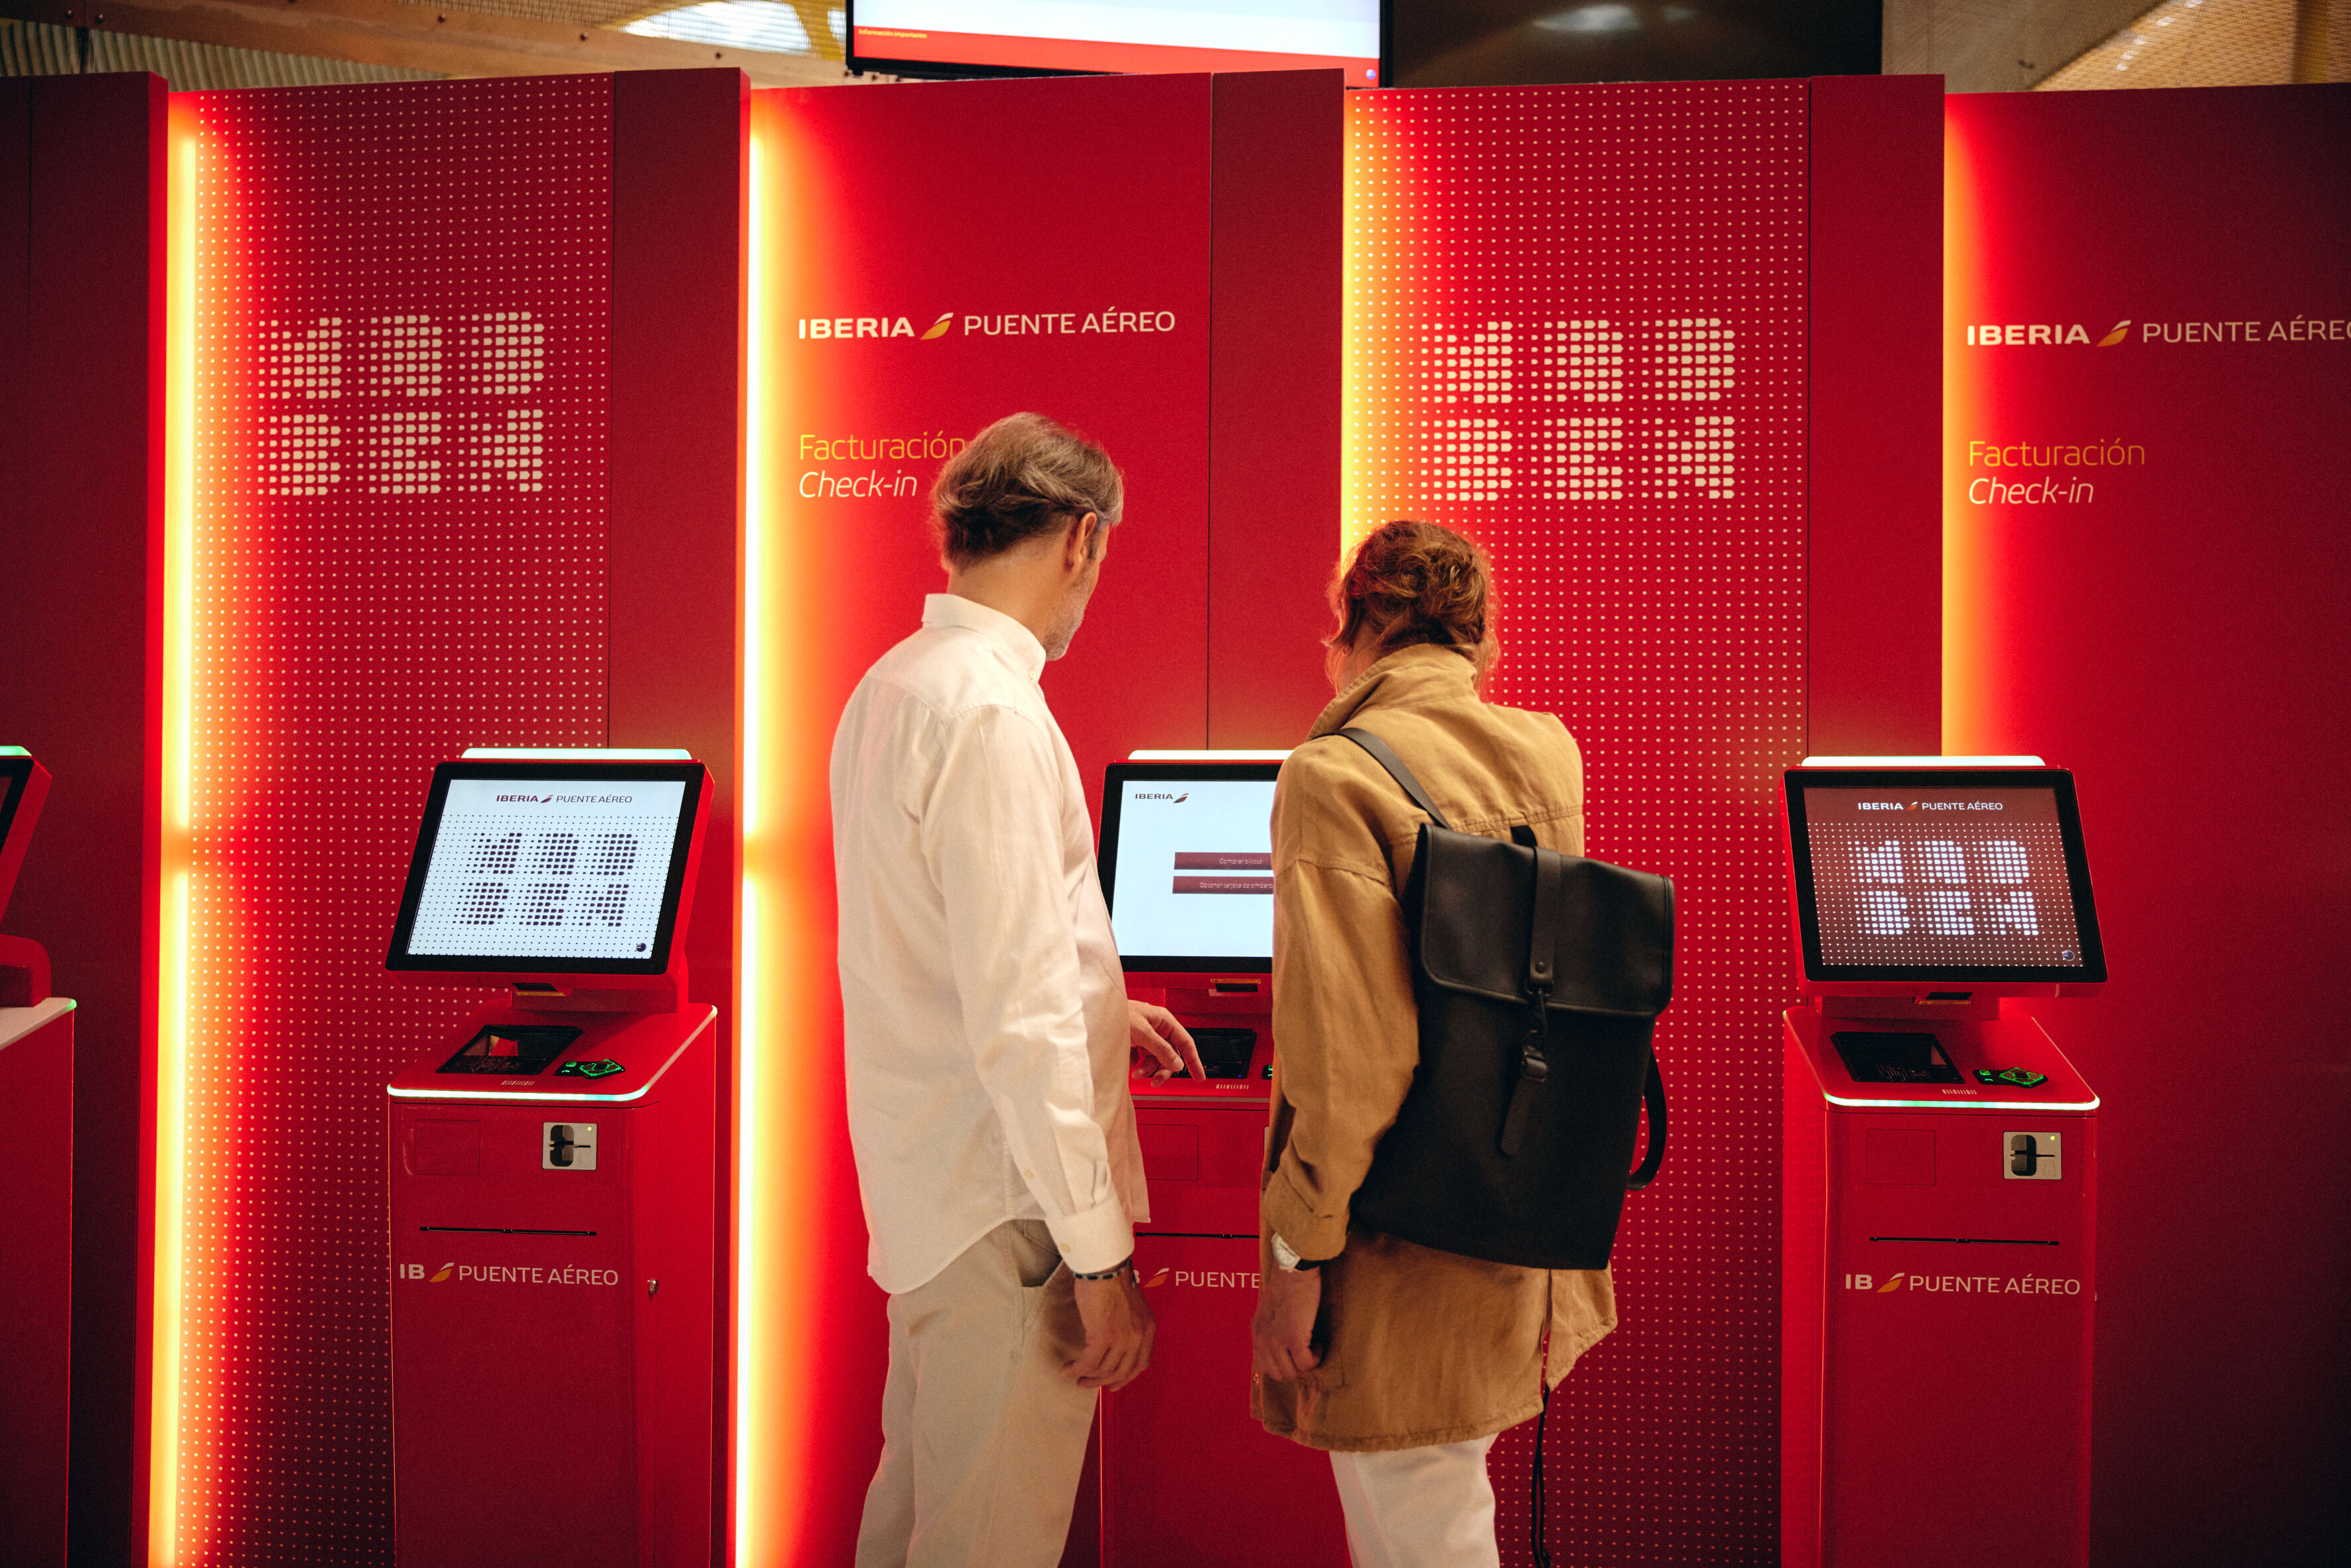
[1942,109,1996,756]
[734,94,824,1566]
[151,100,200,1568]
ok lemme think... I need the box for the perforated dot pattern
[1348,81,1808,1565]
[1550,317,1628,402]
[1428,416,1514,501]
[1427,319,1516,403]
[176,76,610,1564]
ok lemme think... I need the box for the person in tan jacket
[1250,520,1616,1567]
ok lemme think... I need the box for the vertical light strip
[733,120,767,1565]
[151,106,198,1568]
[1941,108,1992,754]
[735,92,824,1565]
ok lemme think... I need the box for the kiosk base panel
[390,1007,715,1568]
[1105,1234,1349,1567]
[0,1000,72,1568]
[1784,1009,2096,1568]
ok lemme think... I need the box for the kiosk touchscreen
[1784,763,2105,1003]
[384,752,719,1568]
[1094,754,1350,1561]
[1780,760,2104,1568]
[1100,757,1282,1107]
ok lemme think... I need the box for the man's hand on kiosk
[1251,1253,1324,1382]
[1065,1265,1157,1391]
[1127,1000,1206,1082]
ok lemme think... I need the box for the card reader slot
[1830,1031,1961,1084]
[1171,1027,1258,1080]
[1867,1236,2059,1246]
[437,1024,583,1076]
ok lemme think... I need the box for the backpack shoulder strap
[1334,727,1453,829]
[1627,1056,1668,1190]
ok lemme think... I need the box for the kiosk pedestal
[0,995,73,1568]
[1107,981,1349,1567]
[1782,1003,2097,1568]
[380,752,718,1568]
[1776,760,2108,1568]
[0,750,68,1567]
[1092,755,1350,1567]
[388,1003,717,1568]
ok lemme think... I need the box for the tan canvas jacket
[1252,644,1618,1453]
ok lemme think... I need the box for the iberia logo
[798,311,956,341]
[1143,1268,1171,1289]
[1877,1273,1907,1293]
[430,1261,455,1283]
[1965,319,2131,348]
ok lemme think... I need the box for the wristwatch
[1071,1255,1134,1281]
[1270,1234,1326,1273]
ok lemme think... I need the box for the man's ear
[1063,512,1101,571]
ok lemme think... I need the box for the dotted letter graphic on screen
[1805,788,2086,968]
[1348,82,1807,1566]
[406,780,685,960]
[177,77,610,1565]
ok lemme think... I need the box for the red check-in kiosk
[1780,759,2107,1568]
[0,748,71,1567]
[1095,754,1349,1565]
[384,750,718,1568]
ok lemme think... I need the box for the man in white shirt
[833,412,1204,1567]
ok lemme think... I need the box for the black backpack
[1334,729,1673,1271]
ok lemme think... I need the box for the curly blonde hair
[1328,520,1498,671]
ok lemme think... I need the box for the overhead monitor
[1099,760,1281,973]
[0,750,52,924]
[849,0,1384,84]
[1783,765,2106,991]
[386,759,707,977]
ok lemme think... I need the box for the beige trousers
[1328,1436,1502,1568]
[855,1220,1098,1568]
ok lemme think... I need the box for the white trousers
[855,1220,1098,1568]
[1328,1436,1502,1568]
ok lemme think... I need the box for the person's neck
[943,565,1057,651]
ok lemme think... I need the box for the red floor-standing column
[1784,1012,2097,1568]
[0,997,74,1568]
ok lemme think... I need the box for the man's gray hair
[932,412,1124,567]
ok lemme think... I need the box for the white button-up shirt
[831,593,1146,1295]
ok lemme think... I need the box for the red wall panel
[1348,80,1811,1565]
[0,70,167,1568]
[165,77,612,1564]
[743,73,1218,1564]
[741,71,1342,1564]
[609,67,747,1565]
[1806,74,1942,757]
[1943,84,2351,1567]
[1206,69,1347,748]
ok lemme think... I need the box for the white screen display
[857,1,1380,61]
[1108,777,1278,960]
[404,778,687,960]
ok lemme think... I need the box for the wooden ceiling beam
[0,0,863,86]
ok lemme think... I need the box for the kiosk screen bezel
[0,756,34,862]
[1099,761,1283,975]
[0,754,47,923]
[1785,766,2107,985]
[386,759,705,976]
